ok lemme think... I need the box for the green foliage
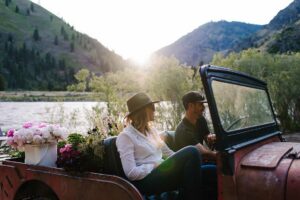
[146,56,203,129]
[0,143,25,159]
[57,140,67,149]
[90,72,125,116]
[57,127,110,173]
[68,56,203,131]
[67,133,86,149]
[67,69,90,92]
[1,37,74,90]
[10,150,25,159]
[212,49,300,131]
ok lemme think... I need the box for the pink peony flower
[7,137,14,145]
[38,123,47,128]
[60,144,73,154]
[65,144,72,150]
[7,129,15,137]
[23,122,33,129]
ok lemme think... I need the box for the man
[174,91,218,200]
[174,91,216,160]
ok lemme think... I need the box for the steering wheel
[226,116,249,131]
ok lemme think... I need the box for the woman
[116,92,203,200]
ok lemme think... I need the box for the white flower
[40,127,51,140]
[13,131,26,147]
[47,125,55,134]
[23,127,36,143]
[53,126,67,139]
[33,135,43,144]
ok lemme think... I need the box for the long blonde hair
[126,106,151,134]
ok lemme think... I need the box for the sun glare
[130,53,151,67]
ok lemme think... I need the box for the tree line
[212,49,300,132]
[0,33,75,90]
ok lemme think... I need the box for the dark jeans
[133,146,203,200]
[202,164,217,200]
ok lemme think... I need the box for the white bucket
[24,143,57,167]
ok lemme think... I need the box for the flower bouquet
[56,144,82,172]
[6,122,68,167]
[57,131,105,173]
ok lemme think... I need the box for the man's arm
[195,143,216,161]
[197,116,216,148]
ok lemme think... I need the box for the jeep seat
[103,136,178,200]
[160,131,176,151]
[103,136,127,178]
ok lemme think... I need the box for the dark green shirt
[174,116,210,151]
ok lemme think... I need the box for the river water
[0,102,106,134]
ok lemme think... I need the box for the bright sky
[32,0,293,64]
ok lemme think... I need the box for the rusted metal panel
[0,164,24,200]
[0,160,143,200]
[286,158,300,200]
[235,142,300,200]
[233,137,281,173]
[220,136,281,200]
[26,168,143,200]
[236,158,292,200]
[241,142,293,168]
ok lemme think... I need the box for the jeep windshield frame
[200,65,281,152]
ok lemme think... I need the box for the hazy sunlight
[32,0,293,61]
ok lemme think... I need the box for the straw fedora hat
[125,92,159,117]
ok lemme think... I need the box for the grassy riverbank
[0,91,105,101]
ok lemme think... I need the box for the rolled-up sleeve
[116,134,155,181]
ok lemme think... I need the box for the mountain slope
[234,0,300,53]
[0,0,127,90]
[156,21,262,66]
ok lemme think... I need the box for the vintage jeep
[0,65,299,200]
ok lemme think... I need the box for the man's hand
[206,133,216,144]
[195,143,216,161]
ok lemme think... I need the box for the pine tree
[7,33,13,42]
[0,74,6,91]
[60,26,65,35]
[15,6,19,13]
[70,42,74,52]
[33,28,40,41]
[54,35,58,45]
[30,2,35,12]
